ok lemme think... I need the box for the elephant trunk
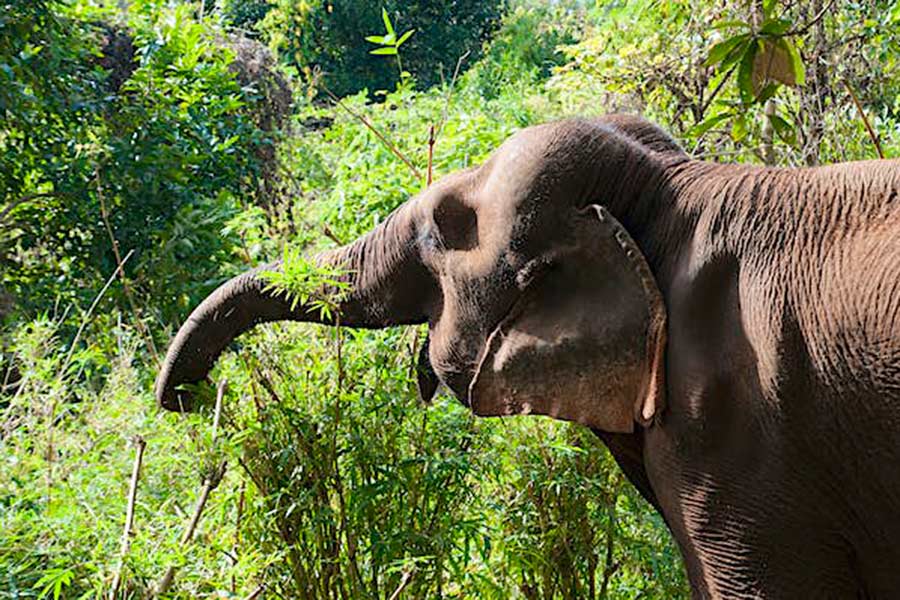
[155,202,435,410]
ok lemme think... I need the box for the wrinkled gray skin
[157,115,900,598]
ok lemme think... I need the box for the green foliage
[261,246,349,317]
[469,3,581,100]
[1,0,275,329]
[553,0,899,164]
[365,7,415,89]
[258,0,501,97]
[3,0,900,597]
[221,0,273,32]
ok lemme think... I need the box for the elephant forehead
[483,134,554,196]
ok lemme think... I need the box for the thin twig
[844,80,885,159]
[435,51,471,138]
[427,125,436,186]
[598,498,619,600]
[95,172,161,364]
[62,249,135,376]
[243,585,265,600]
[698,62,738,118]
[231,480,246,595]
[321,85,422,179]
[153,379,228,597]
[783,0,837,36]
[388,569,415,600]
[110,436,146,600]
[424,51,469,190]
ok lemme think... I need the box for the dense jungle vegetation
[1,0,898,597]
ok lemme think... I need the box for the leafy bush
[259,0,502,97]
[469,2,582,101]
[1,1,281,332]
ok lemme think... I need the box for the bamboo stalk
[110,435,146,599]
[231,480,246,595]
[152,379,228,597]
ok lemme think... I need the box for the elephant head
[156,116,675,434]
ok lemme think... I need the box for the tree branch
[784,0,837,36]
[844,79,885,159]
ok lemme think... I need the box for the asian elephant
[156,114,900,598]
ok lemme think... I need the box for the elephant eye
[433,195,478,251]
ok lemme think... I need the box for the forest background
[1,0,898,597]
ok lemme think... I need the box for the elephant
[156,114,900,598]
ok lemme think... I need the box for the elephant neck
[596,148,774,297]
[589,142,694,291]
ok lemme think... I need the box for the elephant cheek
[469,321,641,433]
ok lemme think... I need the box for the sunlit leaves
[365,6,415,88]
[261,245,350,320]
[706,18,805,108]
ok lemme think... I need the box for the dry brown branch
[321,85,422,180]
[152,379,228,598]
[243,585,265,600]
[321,224,345,246]
[110,435,146,599]
[427,125,436,186]
[844,80,885,159]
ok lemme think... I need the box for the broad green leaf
[731,114,749,141]
[705,34,748,67]
[720,34,752,70]
[769,114,797,145]
[381,7,395,37]
[760,18,792,36]
[763,0,778,19]
[396,29,415,47]
[756,82,780,104]
[737,40,759,105]
[370,47,398,55]
[781,38,805,86]
[686,111,733,137]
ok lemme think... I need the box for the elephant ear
[468,205,666,433]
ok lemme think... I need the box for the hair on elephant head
[156,116,678,433]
